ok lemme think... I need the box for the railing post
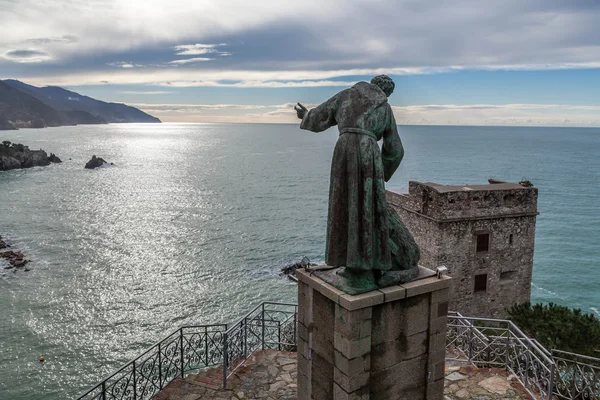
[101,381,106,400]
[244,319,248,358]
[548,362,555,400]
[468,326,473,362]
[524,345,530,387]
[505,328,510,370]
[158,341,163,390]
[278,320,282,351]
[261,303,266,350]
[204,326,209,367]
[293,307,298,347]
[222,332,228,389]
[179,329,184,378]
[132,361,137,400]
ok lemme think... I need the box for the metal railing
[78,304,599,400]
[446,312,556,400]
[76,302,297,399]
[552,349,600,399]
[77,324,227,400]
[222,302,298,387]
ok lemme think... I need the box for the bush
[11,143,25,152]
[2,140,11,148]
[508,302,600,357]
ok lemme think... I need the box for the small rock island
[0,141,62,171]
[84,155,112,169]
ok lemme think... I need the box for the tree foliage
[11,143,25,152]
[1,140,11,148]
[508,302,600,357]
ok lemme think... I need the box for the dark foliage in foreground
[508,302,600,357]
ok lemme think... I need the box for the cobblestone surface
[156,350,532,400]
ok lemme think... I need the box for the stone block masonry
[387,181,538,318]
[297,267,451,400]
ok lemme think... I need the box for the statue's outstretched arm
[298,91,342,133]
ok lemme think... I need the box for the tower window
[476,233,490,252]
[509,234,514,245]
[500,271,517,281]
[474,274,488,293]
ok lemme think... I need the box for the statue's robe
[301,82,419,274]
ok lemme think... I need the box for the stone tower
[386,180,538,318]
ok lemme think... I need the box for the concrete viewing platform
[154,350,532,400]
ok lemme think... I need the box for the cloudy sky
[2,0,600,125]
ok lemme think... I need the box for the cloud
[173,43,228,56]
[156,79,357,88]
[107,61,143,68]
[2,49,52,63]
[131,101,600,126]
[391,103,600,127]
[25,35,77,44]
[120,91,172,95]
[132,103,268,111]
[167,57,213,65]
[3,0,600,71]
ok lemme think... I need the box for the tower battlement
[391,181,538,221]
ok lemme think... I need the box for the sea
[0,123,598,399]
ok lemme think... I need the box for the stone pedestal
[296,267,451,400]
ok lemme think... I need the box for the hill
[3,80,160,124]
[0,81,64,129]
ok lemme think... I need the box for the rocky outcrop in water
[0,142,62,171]
[0,236,29,270]
[85,155,112,169]
[48,153,62,163]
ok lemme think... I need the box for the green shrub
[2,140,11,148]
[11,143,25,152]
[508,302,600,357]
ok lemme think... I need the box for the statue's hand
[294,103,308,120]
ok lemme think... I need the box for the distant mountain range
[0,80,160,130]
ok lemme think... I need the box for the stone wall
[297,267,451,400]
[387,181,538,318]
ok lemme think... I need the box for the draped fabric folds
[300,82,419,273]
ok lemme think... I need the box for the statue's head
[370,75,395,97]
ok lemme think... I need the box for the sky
[2,0,600,126]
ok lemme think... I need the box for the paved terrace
[155,350,532,400]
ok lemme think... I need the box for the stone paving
[443,364,533,400]
[155,350,532,400]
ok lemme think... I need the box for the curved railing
[77,325,227,400]
[222,302,298,387]
[552,349,600,399]
[447,312,555,400]
[76,302,297,399]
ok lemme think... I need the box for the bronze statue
[295,75,420,294]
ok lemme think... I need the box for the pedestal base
[297,266,451,400]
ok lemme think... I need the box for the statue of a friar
[295,75,420,294]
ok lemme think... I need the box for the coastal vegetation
[508,302,600,357]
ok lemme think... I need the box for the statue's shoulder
[352,82,388,105]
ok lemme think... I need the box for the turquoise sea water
[0,123,599,399]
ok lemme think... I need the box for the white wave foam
[591,307,600,318]
[531,282,562,298]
